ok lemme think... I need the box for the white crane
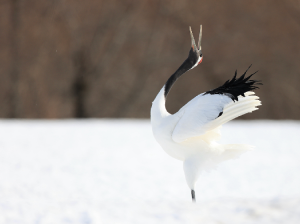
[150,25,262,202]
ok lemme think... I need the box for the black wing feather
[204,65,262,102]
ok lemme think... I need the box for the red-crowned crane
[150,25,262,202]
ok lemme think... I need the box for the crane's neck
[151,49,200,124]
[151,60,192,125]
[164,47,202,98]
[164,58,194,98]
[151,87,168,126]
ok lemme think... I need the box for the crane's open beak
[189,25,202,56]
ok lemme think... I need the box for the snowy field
[0,119,300,224]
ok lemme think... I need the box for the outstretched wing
[172,66,262,143]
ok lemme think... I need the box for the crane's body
[150,25,262,202]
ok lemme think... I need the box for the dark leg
[191,189,196,202]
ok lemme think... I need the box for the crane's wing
[172,66,262,143]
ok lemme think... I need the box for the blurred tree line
[0,0,300,119]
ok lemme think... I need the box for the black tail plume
[204,65,262,102]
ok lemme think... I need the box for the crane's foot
[191,189,196,202]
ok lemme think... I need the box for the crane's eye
[200,54,203,57]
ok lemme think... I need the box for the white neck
[150,86,170,126]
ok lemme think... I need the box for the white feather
[151,87,261,190]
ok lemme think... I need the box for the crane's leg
[191,189,196,202]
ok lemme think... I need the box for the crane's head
[188,25,203,69]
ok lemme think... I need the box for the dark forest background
[1,0,300,119]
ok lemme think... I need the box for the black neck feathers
[164,48,198,98]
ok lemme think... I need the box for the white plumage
[150,25,262,201]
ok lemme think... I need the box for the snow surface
[0,119,300,224]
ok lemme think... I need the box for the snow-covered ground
[0,119,300,224]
